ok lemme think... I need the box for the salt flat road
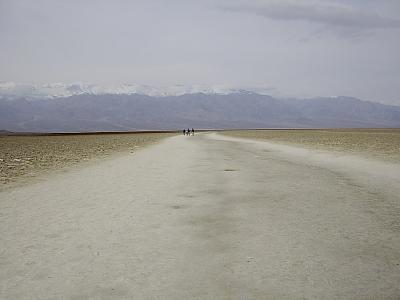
[1,133,400,299]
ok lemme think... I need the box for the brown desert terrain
[222,128,400,162]
[0,132,175,189]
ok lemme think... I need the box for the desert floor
[1,132,400,299]
[0,132,174,188]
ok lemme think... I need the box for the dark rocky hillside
[1,93,400,132]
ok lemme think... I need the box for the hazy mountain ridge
[0,82,272,99]
[1,93,400,132]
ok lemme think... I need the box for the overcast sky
[1,0,399,104]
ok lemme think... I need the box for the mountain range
[1,90,400,132]
[0,82,272,99]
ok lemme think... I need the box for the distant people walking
[183,128,195,136]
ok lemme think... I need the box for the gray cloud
[220,0,400,30]
[0,0,399,104]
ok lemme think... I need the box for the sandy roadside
[0,133,175,191]
[1,133,399,299]
[221,129,400,163]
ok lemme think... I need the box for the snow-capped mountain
[0,82,272,99]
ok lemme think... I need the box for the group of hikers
[183,128,195,136]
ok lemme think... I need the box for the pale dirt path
[1,133,400,299]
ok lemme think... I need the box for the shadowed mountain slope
[1,93,400,132]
